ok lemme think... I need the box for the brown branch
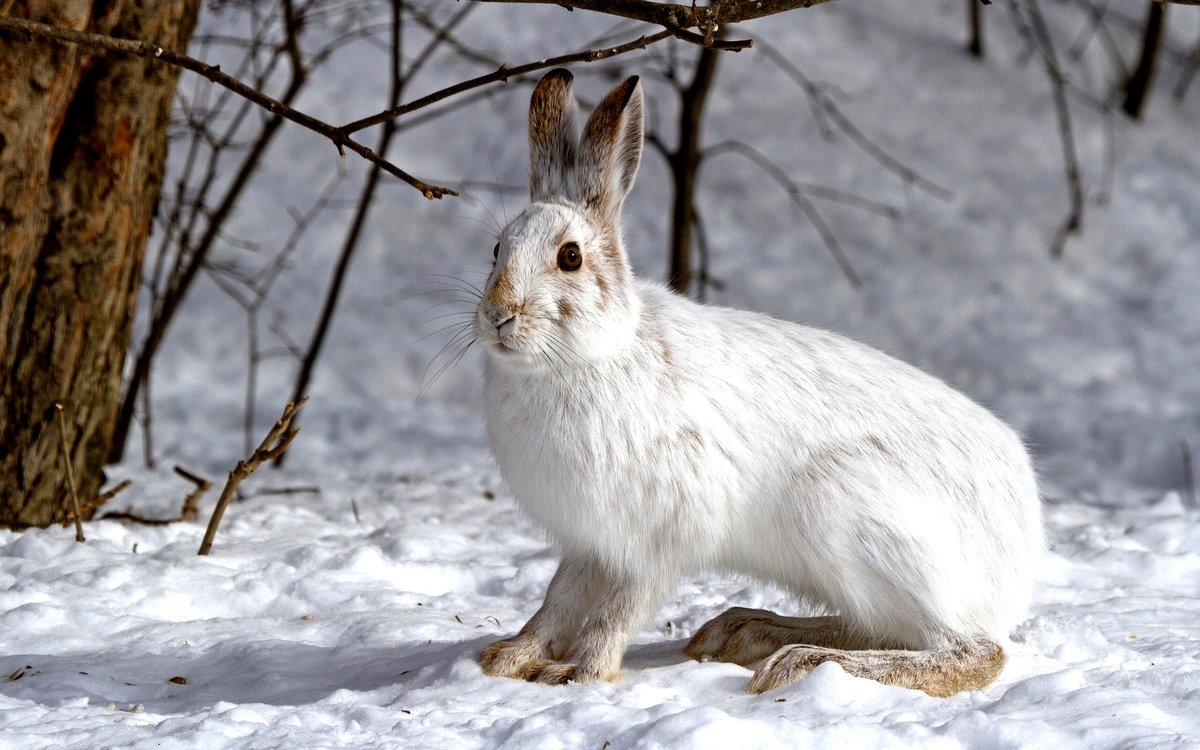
[198,398,307,556]
[93,467,209,527]
[100,510,178,526]
[252,486,321,496]
[473,0,841,38]
[54,404,85,542]
[62,479,132,526]
[0,14,455,200]
[339,29,675,135]
[174,466,213,521]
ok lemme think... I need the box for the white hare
[476,69,1042,696]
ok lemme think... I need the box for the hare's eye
[492,242,500,260]
[557,242,582,272]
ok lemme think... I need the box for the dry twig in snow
[62,479,133,526]
[175,466,213,521]
[198,398,308,556]
[54,404,85,542]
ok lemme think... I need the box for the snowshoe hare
[477,69,1042,697]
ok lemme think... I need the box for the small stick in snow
[174,466,213,521]
[198,398,308,556]
[101,509,176,526]
[54,403,85,543]
[252,486,320,497]
[63,479,133,525]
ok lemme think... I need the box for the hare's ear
[529,68,579,202]
[578,76,643,221]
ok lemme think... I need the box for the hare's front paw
[684,607,783,665]
[480,637,552,680]
[526,660,620,686]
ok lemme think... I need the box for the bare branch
[472,0,842,38]
[61,479,132,527]
[754,36,953,200]
[0,14,455,199]
[705,141,898,217]
[280,0,412,465]
[1011,0,1084,258]
[665,33,724,295]
[474,0,764,48]
[339,29,674,134]
[54,404,85,542]
[100,510,178,526]
[174,466,213,521]
[198,398,308,556]
[704,140,863,288]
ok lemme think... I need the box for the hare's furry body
[477,70,1042,696]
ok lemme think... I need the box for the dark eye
[493,242,500,260]
[557,242,582,272]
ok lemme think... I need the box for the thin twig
[253,486,321,496]
[279,0,410,464]
[754,36,953,200]
[174,466,213,521]
[54,404,85,542]
[704,140,866,288]
[198,398,308,556]
[101,510,178,526]
[96,479,134,504]
[473,0,841,42]
[339,29,675,134]
[1014,0,1084,258]
[62,479,132,526]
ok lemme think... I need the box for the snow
[3,1,1200,747]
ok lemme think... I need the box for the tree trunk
[0,0,201,527]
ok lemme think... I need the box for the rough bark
[0,0,201,527]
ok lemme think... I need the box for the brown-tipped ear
[529,68,579,202]
[577,76,644,221]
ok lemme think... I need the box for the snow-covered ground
[3,0,1200,747]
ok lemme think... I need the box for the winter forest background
[2,0,1199,746]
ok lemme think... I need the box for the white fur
[476,71,1043,685]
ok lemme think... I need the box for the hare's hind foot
[685,607,852,666]
[746,637,1006,697]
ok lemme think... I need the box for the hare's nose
[496,316,517,340]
